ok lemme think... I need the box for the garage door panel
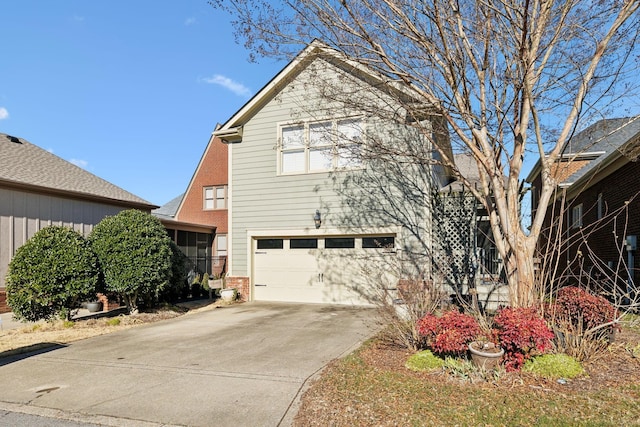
[254,249,321,302]
[253,236,397,305]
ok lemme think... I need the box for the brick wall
[225,276,249,302]
[550,159,591,183]
[0,289,8,313]
[543,159,640,291]
[177,136,228,234]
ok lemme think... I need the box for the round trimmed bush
[493,307,554,371]
[6,226,99,321]
[89,209,172,313]
[159,241,188,303]
[555,286,615,331]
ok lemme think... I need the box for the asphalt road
[0,302,377,427]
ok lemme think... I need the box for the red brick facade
[176,136,228,235]
[225,276,250,302]
[0,290,7,313]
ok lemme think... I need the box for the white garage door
[253,235,396,305]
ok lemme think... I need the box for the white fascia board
[212,126,243,144]
[217,40,425,133]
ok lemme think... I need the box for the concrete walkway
[0,300,209,332]
[0,302,378,426]
[0,310,44,331]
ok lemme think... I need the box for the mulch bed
[293,327,640,425]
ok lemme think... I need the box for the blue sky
[0,1,286,206]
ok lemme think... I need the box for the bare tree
[211,0,640,307]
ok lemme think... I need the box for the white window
[204,185,227,210]
[571,204,583,229]
[216,234,227,257]
[279,118,363,174]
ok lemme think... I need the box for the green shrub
[6,226,99,321]
[522,353,585,379]
[89,210,172,314]
[106,317,121,326]
[159,241,188,303]
[406,350,445,371]
[191,280,202,299]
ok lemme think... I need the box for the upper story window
[204,185,227,210]
[279,118,363,174]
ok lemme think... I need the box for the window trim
[278,117,363,175]
[571,204,583,229]
[215,234,227,257]
[203,185,227,210]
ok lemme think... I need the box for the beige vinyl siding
[0,187,126,288]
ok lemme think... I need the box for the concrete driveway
[0,302,378,426]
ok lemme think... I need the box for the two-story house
[211,40,456,305]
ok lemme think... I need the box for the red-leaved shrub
[417,311,480,356]
[493,307,554,371]
[554,286,615,331]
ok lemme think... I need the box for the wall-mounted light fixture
[314,210,322,229]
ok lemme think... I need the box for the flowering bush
[417,311,480,356]
[493,307,554,371]
[554,286,615,331]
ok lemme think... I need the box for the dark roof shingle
[562,116,640,184]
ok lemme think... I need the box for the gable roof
[214,40,437,141]
[151,192,215,233]
[525,116,640,188]
[212,40,455,180]
[560,116,640,185]
[0,133,156,209]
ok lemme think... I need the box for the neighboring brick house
[526,116,640,298]
[0,133,156,313]
[153,135,228,277]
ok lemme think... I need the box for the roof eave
[0,179,158,210]
[217,39,428,134]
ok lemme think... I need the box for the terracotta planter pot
[468,342,504,370]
